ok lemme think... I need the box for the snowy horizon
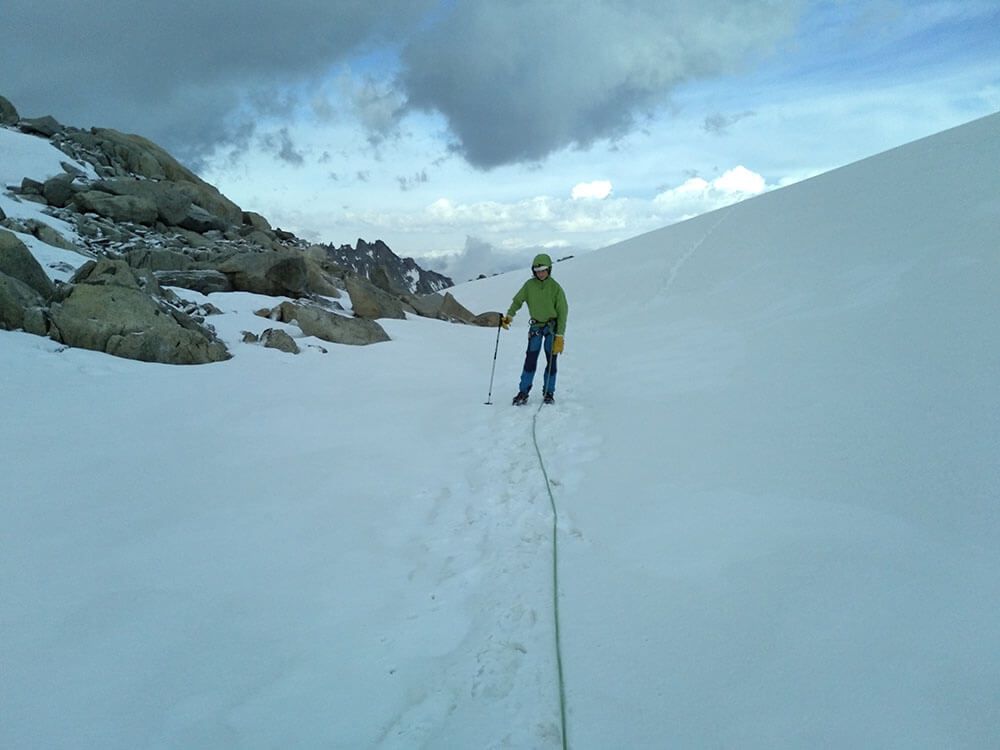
[3,112,1000,748]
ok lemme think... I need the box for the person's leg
[518,327,544,394]
[541,326,557,394]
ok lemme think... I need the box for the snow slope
[1,128,97,281]
[2,113,999,749]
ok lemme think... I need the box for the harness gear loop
[529,319,557,337]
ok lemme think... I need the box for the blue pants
[519,322,558,394]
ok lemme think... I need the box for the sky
[2,0,998,278]
[3,111,999,748]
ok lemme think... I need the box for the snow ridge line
[662,205,732,293]
[531,400,570,750]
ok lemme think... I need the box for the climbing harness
[528,320,556,337]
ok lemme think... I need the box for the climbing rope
[532,400,569,750]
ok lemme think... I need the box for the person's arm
[555,285,568,335]
[507,282,528,318]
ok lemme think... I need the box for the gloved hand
[552,335,564,354]
[501,315,512,329]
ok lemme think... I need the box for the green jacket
[507,276,569,335]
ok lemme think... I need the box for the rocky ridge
[0,95,498,365]
[323,238,452,296]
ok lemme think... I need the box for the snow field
[3,113,999,748]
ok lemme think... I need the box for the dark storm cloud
[400,0,804,168]
[0,1,803,170]
[0,0,437,162]
[262,128,305,166]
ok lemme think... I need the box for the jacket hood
[531,253,553,271]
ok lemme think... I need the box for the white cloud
[571,180,613,200]
[424,196,556,231]
[394,194,630,236]
[424,235,588,281]
[713,166,766,194]
[427,197,456,219]
[283,166,776,261]
[653,166,772,220]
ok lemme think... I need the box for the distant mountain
[321,238,453,295]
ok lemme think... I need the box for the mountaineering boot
[543,392,555,405]
[512,391,529,406]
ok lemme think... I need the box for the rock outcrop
[153,270,233,295]
[0,229,56,298]
[72,189,159,225]
[261,301,390,346]
[440,292,477,324]
[0,95,18,126]
[260,328,300,354]
[0,273,46,332]
[0,93,505,365]
[345,274,407,320]
[46,260,229,365]
[214,252,308,296]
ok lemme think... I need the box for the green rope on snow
[532,400,569,750]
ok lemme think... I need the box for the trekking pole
[484,315,503,405]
